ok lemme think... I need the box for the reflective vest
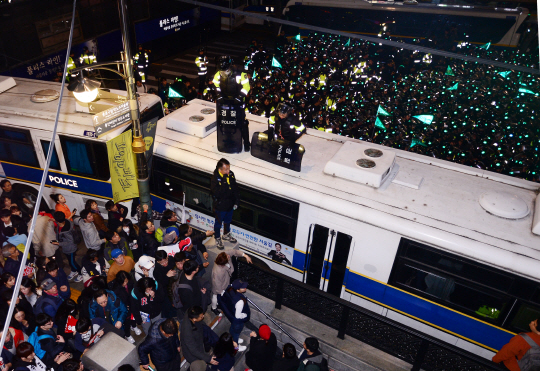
[80,52,96,65]
[213,71,250,98]
[195,56,208,75]
[133,52,149,68]
[66,57,76,81]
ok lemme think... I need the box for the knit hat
[111,248,123,259]
[178,237,192,251]
[259,324,271,341]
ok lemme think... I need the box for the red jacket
[493,332,540,371]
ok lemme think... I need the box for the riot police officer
[268,102,306,142]
[195,48,208,94]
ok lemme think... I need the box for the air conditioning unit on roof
[166,103,217,138]
[324,141,396,188]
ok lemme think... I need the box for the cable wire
[0,0,78,354]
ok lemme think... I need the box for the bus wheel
[12,184,51,214]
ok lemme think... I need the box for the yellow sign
[107,130,139,203]
[144,136,153,151]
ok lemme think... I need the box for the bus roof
[0,77,161,141]
[154,99,540,281]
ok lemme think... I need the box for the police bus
[1,77,540,359]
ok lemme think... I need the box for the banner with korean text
[107,130,139,203]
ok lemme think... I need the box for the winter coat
[153,256,175,292]
[31,215,57,257]
[45,269,71,300]
[130,281,165,325]
[74,216,103,251]
[138,318,180,366]
[104,237,132,262]
[112,280,134,322]
[88,290,128,325]
[139,211,160,256]
[245,333,278,371]
[11,355,50,371]
[90,210,108,234]
[37,327,66,367]
[211,249,244,295]
[4,257,22,277]
[180,312,213,363]
[80,255,109,284]
[210,169,240,212]
[492,331,540,371]
[33,292,63,318]
[55,220,77,254]
[73,317,107,353]
[272,356,300,371]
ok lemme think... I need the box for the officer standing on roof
[133,44,149,83]
[268,102,306,142]
[195,48,208,95]
[213,56,251,152]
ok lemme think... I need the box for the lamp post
[68,0,152,214]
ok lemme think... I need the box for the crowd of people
[0,158,329,371]
[197,32,540,182]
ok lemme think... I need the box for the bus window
[0,126,40,167]
[59,136,110,180]
[40,141,61,171]
[510,303,540,332]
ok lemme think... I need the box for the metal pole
[118,0,152,215]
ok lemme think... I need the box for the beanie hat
[259,324,271,341]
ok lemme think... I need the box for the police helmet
[219,56,234,71]
[277,102,293,116]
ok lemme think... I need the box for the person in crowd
[156,209,179,244]
[31,214,62,268]
[493,318,540,371]
[153,250,176,318]
[34,257,49,287]
[176,260,209,319]
[53,299,78,344]
[11,205,30,225]
[2,226,27,250]
[1,195,16,210]
[33,278,63,317]
[0,271,16,295]
[131,277,165,336]
[218,279,250,346]
[181,306,219,367]
[88,289,130,342]
[52,212,82,282]
[273,343,300,371]
[210,158,239,250]
[72,317,107,355]
[104,230,133,263]
[120,219,141,262]
[178,224,212,266]
[139,205,160,257]
[75,210,106,253]
[267,243,292,265]
[211,332,238,371]
[245,324,277,371]
[12,305,36,336]
[138,318,181,371]
[3,243,22,277]
[44,260,70,301]
[81,249,109,285]
[0,324,16,368]
[298,337,326,371]
[12,342,70,371]
[105,201,127,233]
[177,237,209,277]
[211,250,252,315]
[107,249,135,282]
[20,277,40,308]
[77,277,107,319]
[1,207,28,241]
[2,289,33,322]
[84,200,108,239]
[111,271,141,339]
[34,313,68,367]
[173,251,186,277]
[134,255,155,281]
[50,194,75,221]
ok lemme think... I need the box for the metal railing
[234,259,505,371]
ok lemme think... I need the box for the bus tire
[12,183,51,214]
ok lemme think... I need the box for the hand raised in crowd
[56,335,65,343]
[210,356,219,366]
[115,321,122,329]
[245,254,253,264]
[54,352,71,364]
[166,269,176,277]
[203,252,209,260]
[202,262,210,268]
[250,331,257,337]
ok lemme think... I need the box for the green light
[377,105,392,117]
[413,115,434,125]
[168,87,183,98]
[375,117,386,129]
[271,57,282,69]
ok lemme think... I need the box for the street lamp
[67,0,152,214]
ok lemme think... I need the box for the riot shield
[216,100,245,153]
[250,132,305,172]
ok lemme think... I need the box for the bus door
[303,224,353,297]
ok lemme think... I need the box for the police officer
[66,51,76,82]
[195,48,208,94]
[133,44,149,83]
[213,56,251,152]
[268,102,306,142]
[79,46,96,65]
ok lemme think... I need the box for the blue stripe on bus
[294,249,512,351]
[2,162,113,198]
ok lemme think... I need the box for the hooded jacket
[130,281,165,325]
[55,220,77,254]
[88,289,128,325]
[138,318,180,366]
[80,255,109,284]
[74,216,103,251]
[210,169,240,212]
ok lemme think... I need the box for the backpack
[27,327,54,359]
[171,279,192,309]
[517,334,540,371]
